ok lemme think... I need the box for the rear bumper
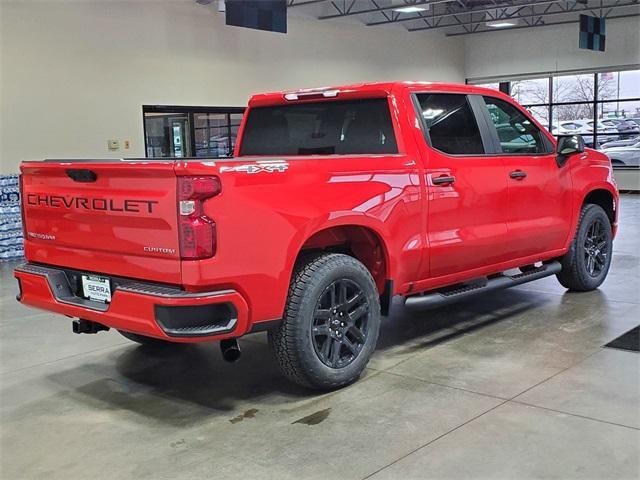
[14,263,249,343]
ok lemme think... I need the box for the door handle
[432,175,455,186]
[509,170,527,180]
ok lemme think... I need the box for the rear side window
[239,99,398,156]
[415,93,485,155]
[483,96,551,154]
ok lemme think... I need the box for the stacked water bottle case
[0,174,24,261]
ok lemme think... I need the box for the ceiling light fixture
[486,20,518,28]
[393,6,428,14]
[485,9,519,28]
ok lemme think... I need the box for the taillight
[177,176,221,259]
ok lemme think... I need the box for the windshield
[239,98,398,156]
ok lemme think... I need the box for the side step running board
[404,261,562,311]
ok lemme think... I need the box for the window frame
[411,92,496,157]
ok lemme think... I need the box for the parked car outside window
[600,141,640,168]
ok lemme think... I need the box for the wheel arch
[289,220,394,314]
[582,188,616,227]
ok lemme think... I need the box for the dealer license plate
[81,275,112,303]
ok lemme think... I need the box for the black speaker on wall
[225,0,287,34]
[579,14,605,52]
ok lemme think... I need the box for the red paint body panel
[14,269,249,342]
[15,81,619,342]
[21,161,182,284]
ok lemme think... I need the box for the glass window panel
[553,74,595,103]
[597,109,640,168]
[598,70,640,101]
[195,113,230,157]
[553,103,595,124]
[598,100,640,123]
[144,108,243,159]
[240,99,398,156]
[230,113,244,126]
[475,83,500,91]
[144,115,171,157]
[415,93,484,155]
[510,78,549,105]
[598,101,640,144]
[143,113,191,157]
[484,97,551,154]
[523,105,551,129]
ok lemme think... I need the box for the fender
[284,213,396,292]
[564,180,619,250]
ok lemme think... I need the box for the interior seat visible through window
[414,93,485,155]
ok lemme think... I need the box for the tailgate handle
[66,169,97,182]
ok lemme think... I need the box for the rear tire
[268,253,381,390]
[556,204,613,291]
[118,330,175,347]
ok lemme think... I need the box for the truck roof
[248,81,508,107]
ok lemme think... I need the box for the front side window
[483,97,551,154]
[415,93,485,155]
[239,99,397,156]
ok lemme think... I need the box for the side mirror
[556,135,585,166]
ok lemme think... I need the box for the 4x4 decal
[220,161,289,174]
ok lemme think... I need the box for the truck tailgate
[20,160,181,284]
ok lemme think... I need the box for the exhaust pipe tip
[220,338,241,363]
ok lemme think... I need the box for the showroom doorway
[142,105,245,158]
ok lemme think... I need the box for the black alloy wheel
[311,279,370,369]
[583,218,609,277]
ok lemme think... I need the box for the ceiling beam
[409,0,640,31]
[368,0,582,26]
[288,0,330,7]
[444,11,640,36]
[318,0,451,20]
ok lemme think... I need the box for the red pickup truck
[15,82,618,390]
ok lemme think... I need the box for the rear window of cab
[239,99,398,156]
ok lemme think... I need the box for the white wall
[465,16,640,81]
[0,0,465,172]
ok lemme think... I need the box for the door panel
[411,92,511,280]
[503,155,573,257]
[425,157,510,278]
[481,95,573,257]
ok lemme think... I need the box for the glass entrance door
[170,117,190,157]
[143,113,192,158]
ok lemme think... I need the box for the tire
[268,253,381,390]
[118,330,175,347]
[556,204,613,291]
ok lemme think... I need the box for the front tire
[557,204,613,291]
[268,253,381,390]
